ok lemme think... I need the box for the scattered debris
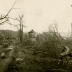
[16,58,23,62]
[1,52,6,58]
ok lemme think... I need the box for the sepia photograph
[0,0,72,72]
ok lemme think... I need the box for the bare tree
[17,15,24,42]
[0,1,27,43]
[7,14,27,43]
[17,15,27,43]
[48,22,59,36]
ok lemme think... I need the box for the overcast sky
[0,0,72,33]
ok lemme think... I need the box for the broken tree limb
[61,46,70,56]
[0,1,16,20]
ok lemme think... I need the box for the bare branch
[0,20,8,25]
[23,25,27,28]
[8,17,19,21]
[0,1,16,20]
[6,21,19,29]
[13,8,21,9]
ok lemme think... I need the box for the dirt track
[0,45,14,72]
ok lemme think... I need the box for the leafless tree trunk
[16,15,24,43]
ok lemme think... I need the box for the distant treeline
[0,30,17,38]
